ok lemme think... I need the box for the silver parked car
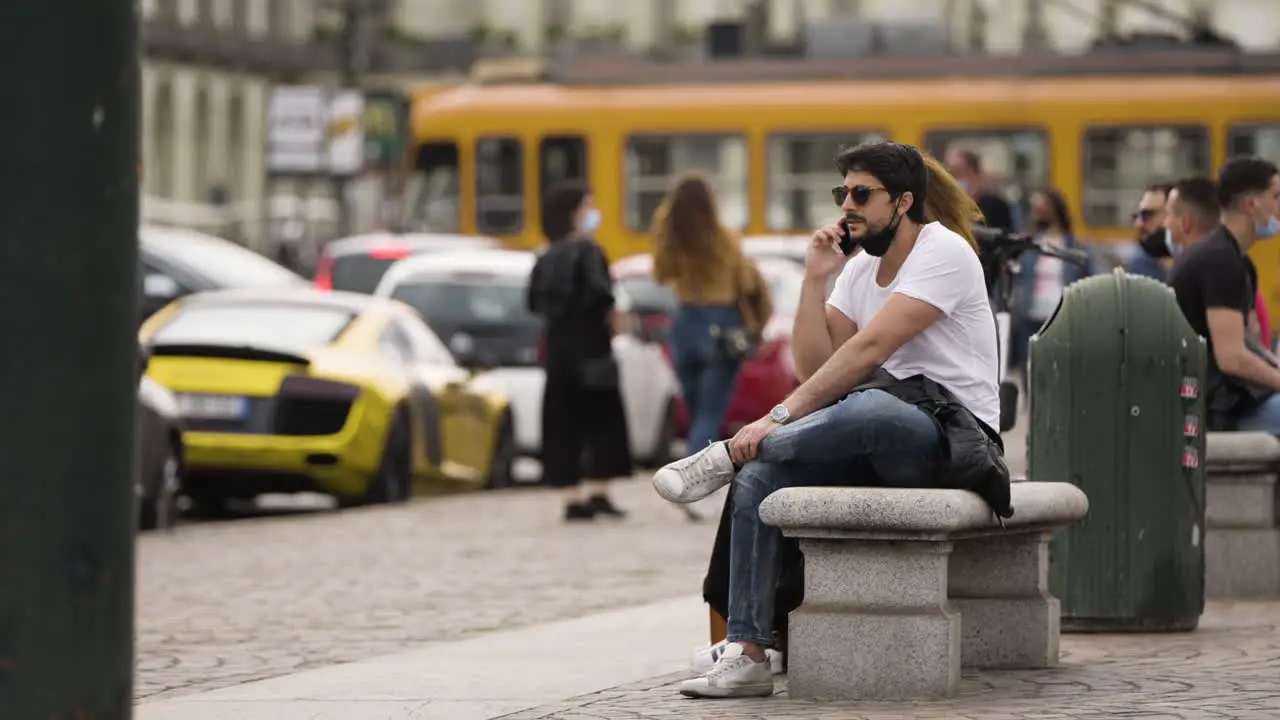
[136,343,185,530]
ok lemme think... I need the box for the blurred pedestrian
[945,147,1015,231]
[1160,177,1274,347]
[652,173,773,460]
[1127,182,1174,280]
[527,182,631,521]
[1164,177,1220,254]
[1168,156,1280,432]
[1009,188,1092,374]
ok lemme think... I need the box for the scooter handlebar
[972,226,1089,269]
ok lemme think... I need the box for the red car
[610,254,802,440]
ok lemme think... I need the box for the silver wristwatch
[769,404,792,424]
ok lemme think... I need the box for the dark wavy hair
[1032,187,1073,234]
[541,181,588,242]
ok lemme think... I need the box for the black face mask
[858,199,904,257]
[1139,228,1174,259]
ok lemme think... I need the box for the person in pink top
[1257,289,1272,348]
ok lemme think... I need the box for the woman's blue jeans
[670,304,743,455]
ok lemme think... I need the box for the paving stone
[501,600,1280,720]
[136,476,723,700]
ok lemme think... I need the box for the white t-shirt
[826,222,1001,429]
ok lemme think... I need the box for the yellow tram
[402,74,1280,317]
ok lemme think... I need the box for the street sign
[266,85,364,176]
[361,91,409,171]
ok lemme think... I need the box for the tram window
[1228,124,1280,164]
[1082,126,1210,226]
[475,136,524,235]
[924,129,1048,227]
[403,141,460,233]
[765,131,888,231]
[624,134,748,231]
[539,136,589,204]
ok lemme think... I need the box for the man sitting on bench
[652,141,1002,699]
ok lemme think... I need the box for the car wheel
[646,399,679,469]
[358,410,413,506]
[140,439,182,531]
[484,416,517,490]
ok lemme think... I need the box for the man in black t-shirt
[1168,156,1280,431]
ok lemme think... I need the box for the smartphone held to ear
[837,218,858,256]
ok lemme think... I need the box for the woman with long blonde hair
[920,154,984,249]
[652,173,773,457]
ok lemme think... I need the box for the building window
[270,0,292,38]
[475,137,524,235]
[766,131,888,231]
[924,128,1049,227]
[231,0,249,31]
[404,141,460,233]
[1228,124,1280,165]
[197,0,214,26]
[624,134,748,231]
[1082,126,1210,227]
[539,135,588,207]
[153,0,177,21]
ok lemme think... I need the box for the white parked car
[741,234,810,266]
[373,249,682,467]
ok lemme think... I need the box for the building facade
[391,0,1279,57]
[139,0,1279,252]
[140,0,327,249]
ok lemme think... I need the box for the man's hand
[805,221,852,282]
[728,416,782,465]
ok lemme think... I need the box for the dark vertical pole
[0,1,140,718]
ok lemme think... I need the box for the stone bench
[758,481,1089,701]
[1206,432,1280,598]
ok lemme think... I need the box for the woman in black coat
[527,182,633,521]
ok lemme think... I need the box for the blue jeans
[1235,394,1280,434]
[671,304,743,455]
[726,389,944,646]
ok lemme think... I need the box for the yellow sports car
[138,287,517,511]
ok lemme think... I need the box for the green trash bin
[1030,268,1206,632]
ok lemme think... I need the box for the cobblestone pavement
[137,420,1029,703]
[136,473,724,701]
[498,600,1280,720]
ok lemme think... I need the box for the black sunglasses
[832,184,889,206]
[1133,208,1158,222]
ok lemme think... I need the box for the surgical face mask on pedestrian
[1135,204,1171,259]
[1138,226,1175,259]
[1250,191,1280,241]
[578,207,601,235]
[1258,215,1280,241]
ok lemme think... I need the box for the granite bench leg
[788,537,960,700]
[949,530,1059,669]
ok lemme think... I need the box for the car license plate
[177,393,248,420]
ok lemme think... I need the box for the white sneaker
[691,640,783,675]
[653,442,735,504]
[679,642,775,698]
